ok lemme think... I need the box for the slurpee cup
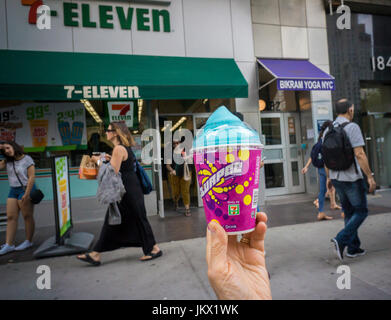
[192,106,263,235]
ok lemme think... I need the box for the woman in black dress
[77,122,162,266]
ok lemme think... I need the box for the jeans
[8,184,37,200]
[318,167,327,212]
[331,179,368,253]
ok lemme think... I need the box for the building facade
[0,0,347,230]
[326,0,391,189]
[0,0,258,225]
[251,0,334,199]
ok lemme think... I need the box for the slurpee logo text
[199,161,243,197]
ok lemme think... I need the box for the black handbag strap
[12,161,26,189]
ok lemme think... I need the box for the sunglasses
[105,129,116,133]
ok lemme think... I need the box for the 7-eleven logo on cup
[228,204,240,216]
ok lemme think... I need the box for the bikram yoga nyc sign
[22,0,171,32]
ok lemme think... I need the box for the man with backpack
[322,99,376,261]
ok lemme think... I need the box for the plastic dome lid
[192,106,263,150]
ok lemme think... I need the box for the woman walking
[77,122,162,266]
[0,141,36,255]
[301,121,341,221]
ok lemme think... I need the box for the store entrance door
[154,108,165,218]
[363,112,391,188]
[260,112,305,196]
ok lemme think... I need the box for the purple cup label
[194,146,262,234]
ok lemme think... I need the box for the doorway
[361,84,391,188]
[155,112,211,214]
[260,112,305,196]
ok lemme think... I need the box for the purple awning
[258,59,335,91]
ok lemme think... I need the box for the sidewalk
[0,212,390,300]
[1,190,391,265]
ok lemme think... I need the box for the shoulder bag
[131,150,153,195]
[12,161,44,204]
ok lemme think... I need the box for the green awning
[0,50,248,100]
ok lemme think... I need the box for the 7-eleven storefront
[0,0,256,225]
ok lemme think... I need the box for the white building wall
[0,0,7,50]
[3,0,256,117]
[251,0,334,198]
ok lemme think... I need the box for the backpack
[322,122,358,172]
[310,140,324,168]
[132,150,153,195]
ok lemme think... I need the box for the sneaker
[331,238,344,261]
[0,243,15,256]
[15,240,33,251]
[346,248,366,258]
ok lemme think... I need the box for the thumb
[206,220,228,273]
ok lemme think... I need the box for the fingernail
[208,220,220,233]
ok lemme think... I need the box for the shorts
[8,185,37,200]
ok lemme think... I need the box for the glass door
[284,113,305,194]
[260,113,305,196]
[154,108,165,218]
[260,113,288,196]
[193,113,211,207]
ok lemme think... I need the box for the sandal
[185,208,191,217]
[140,250,163,262]
[77,253,101,266]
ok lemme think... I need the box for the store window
[258,82,299,113]
[0,99,145,169]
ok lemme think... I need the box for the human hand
[367,176,376,193]
[91,155,100,164]
[206,212,272,300]
[327,178,333,190]
[104,154,112,162]
[21,193,30,204]
[301,167,308,174]
[170,170,176,176]
[259,161,264,169]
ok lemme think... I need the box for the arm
[324,166,334,190]
[166,163,176,175]
[109,146,126,175]
[91,150,123,175]
[354,146,376,193]
[301,158,312,174]
[21,165,35,203]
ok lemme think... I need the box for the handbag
[79,155,98,179]
[12,161,44,204]
[107,202,122,225]
[131,150,153,195]
[183,160,191,181]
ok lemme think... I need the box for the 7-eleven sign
[22,0,56,25]
[107,101,135,128]
[228,204,240,216]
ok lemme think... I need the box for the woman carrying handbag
[77,122,162,266]
[0,141,39,255]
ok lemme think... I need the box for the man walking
[323,99,376,261]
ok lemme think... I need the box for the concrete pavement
[0,212,390,300]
